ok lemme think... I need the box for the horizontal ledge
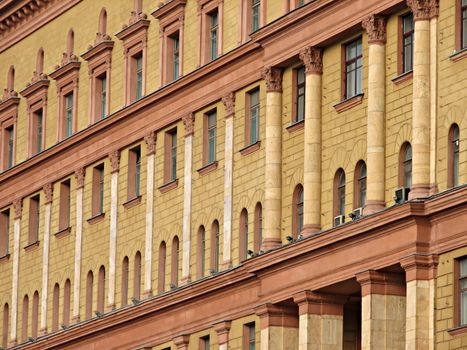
[87,213,106,225]
[0,253,10,263]
[449,48,467,62]
[239,141,261,156]
[24,240,40,252]
[286,119,304,133]
[158,179,179,194]
[123,196,142,209]
[333,93,364,113]
[392,70,413,85]
[197,161,218,176]
[55,226,72,239]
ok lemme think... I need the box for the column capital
[299,46,323,74]
[43,182,53,204]
[406,0,439,21]
[254,303,299,329]
[362,14,387,44]
[213,320,231,345]
[144,130,157,155]
[173,334,190,350]
[356,270,406,296]
[182,112,195,137]
[74,167,86,189]
[261,66,283,92]
[221,92,236,118]
[293,291,346,316]
[109,149,120,173]
[13,198,22,219]
[400,254,438,281]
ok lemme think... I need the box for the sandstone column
[407,0,436,199]
[293,291,345,350]
[72,168,85,322]
[299,47,323,236]
[9,199,22,346]
[362,15,387,214]
[400,254,438,350]
[255,303,299,350]
[222,93,235,268]
[214,320,231,350]
[143,131,156,297]
[107,150,120,310]
[429,2,439,194]
[173,334,190,350]
[40,183,53,335]
[181,113,194,283]
[356,271,406,350]
[261,67,283,251]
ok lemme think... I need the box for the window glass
[461,259,467,325]
[65,93,73,137]
[101,76,107,118]
[403,144,412,188]
[207,111,217,164]
[210,12,218,60]
[136,56,143,100]
[296,67,305,122]
[250,90,260,144]
[345,39,362,98]
[402,14,414,73]
[252,0,260,32]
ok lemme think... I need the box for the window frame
[292,66,306,123]
[292,184,304,239]
[399,142,412,189]
[28,195,40,245]
[171,236,179,288]
[203,109,217,165]
[0,209,10,257]
[455,257,467,327]
[128,146,142,200]
[198,0,223,65]
[197,225,206,278]
[342,37,363,100]
[0,103,18,171]
[92,164,105,217]
[245,88,260,146]
[243,322,256,350]
[254,202,262,253]
[59,179,71,232]
[353,161,367,209]
[239,209,249,261]
[199,335,210,350]
[158,241,167,293]
[210,220,220,272]
[448,124,460,188]
[164,128,178,184]
[398,12,414,75]
[456,0,467,51]
[333,169,346,218]
[240,0,266,42]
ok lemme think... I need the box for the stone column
[407,0,437,199]
[429,3,439,194]
[222,92,235,268]
[293,291,345,350]
[107,150,120,310]
[401,254,438,350]
[173,334,190,350]
[362,15,387,214]
[72,168,85,323]
[9,199,22,347]
[181,113,194,283]
[299,47,323,236]
[356,271,406,350]
[261,67,283,251]
[143,131,156,297]
[214,320,231,350]
[40,183,53,335]
[255,303,299,350]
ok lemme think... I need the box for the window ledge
[24,240,40,252]
[0,253,10,263]
[55,226,71,239]
[392,70,413,85]
[448,325,467,336]
[333,93,364,113]
[197,161,218,176]
[449,47,467,62]
[87,212,105,225]
[240,141,261,156]
[286,119,304,133]
[159,179,178,194]
[123,195,142,209]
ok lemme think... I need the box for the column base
[222,259,232,270]
[71,315,80,324]
[300,224,321,238]
[39,327,48,336]
[429,183,438,195]
[142,289,153,299]
[363,200,385,215]
[180,275,191,286]
[105,303,116,313]
[408,184,431,200]
[260,237,282,251]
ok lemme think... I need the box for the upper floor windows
[128,146,142,200]
[294,66,305,123]
[246,89,260,146]
[2,125,15,170]
[209,11,219,61]
[399,142,412,189]
[211,220,220,272]
[64,93,74,138]
[344,38,362,99]
[354,161,367,209]
[243,322,256,350]
[171,236,179,288]
[400,13,414,74]
[97,74,107,119]
[0,209,9,257]
[197,226,206,278]
[204,110,217,165]
[92,164,105,217]
[240,208,249,260]
[254,202,262,253]
[292,184,304,239]
[334,169,346,224]
[251,0,261,32]
[135,54,143,101]
[171,33,181,81]
[31,108,44,155]
[460,0,467,50]
[448,124,460,188]
[28,195,40,245]
[158,241,167,293]
[200,335,210,350]
[458,257,467,326]
[164,129,177,183]
[59,179,71,231]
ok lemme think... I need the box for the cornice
[20,76,50,99]
[115,13,150,41]
[151,0,187,20]
[81,39,114,62]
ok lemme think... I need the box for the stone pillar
[356,271,406,350]
[40,183,53,335]
[72,168,85,323]
[9,199,22,347]
[222,93,235,268]
[214,320,231,350]
[362,15,387,214]
[407,0,438,199]
[261,67,283,251]
[143,131,156,297]
[173,334,190,350]
[400,254,438,350]
[107,150,120,310]
[293,291,345,350]
[181,113,194,283]
[429,3,439,194]
[299,47,323,236]
[255,303,299,350]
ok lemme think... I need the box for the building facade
[0,0,466,349]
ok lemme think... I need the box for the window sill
[333,93,364,113]
[286,119,304,133]
[240,141,261,156]
[0,253,10,263]
[449,47,467,62]
[197,161,218,176]
[24,240,40,252]
[392,70,413,85]
[123,195,142,209]
[159,179,178,194]
[55,226,71,239]
[448,325,467,336]
[87,213,105,225]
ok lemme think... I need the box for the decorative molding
[261,67,283,92]
[87,212,105,225]
[213,320,231,345]
[13,198,22,219]
[158,179,179,194]
[115,12,150,42]
[144,131,157,155]
[400,254,439,281]
[49,54,81,82]
[74,167,85,189]
[286,119,304,133]
[333,93,364,113]
[122,196,142,209]
[406,0,438,21]
[239,141,261,156]
[182,112,195,137]
[24,240,40,252]
[299,46,323,74]
[197,161,218,176]
[362,14,387,44]
[54,226,71,239]
[392,71,413,85]
[222,92,235,118]
[109,150,120,173]
[43,182,53,204]
[151,0,187,21]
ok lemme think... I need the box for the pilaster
[173,334,190,350]
[9,198,22,346]
[40,183,53,335]
[213,320,232,350]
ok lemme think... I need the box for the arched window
[197,226,206,278]
[32,291,39,337]
[171,236,179,288]
[354,161,367,209]
[21,295,28,342]
[134,251,141,300]
[292,184,304,239]
[211,220,220,272]
[63,279,71,327]
[334,169,346,218]
[97,266,105,313]
[36,48,44,75]
[98,8,107,34]
[448,124,460,188]
[7,65,14,93]
[52,283,60,331]
[86,271,93,320]
[254,202,262,253]
[121,257,129,306]
[158,241,166,293]
[67,29,74,56]
[239,209,248,260]
[2,303,8,348]
[399,142,412,188]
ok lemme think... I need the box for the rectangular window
[294,66,305,122]
[344,38,363,99]
[459,258,467,325]
[0,210,9,257]
[401,13,414,74]
[200,335,210,350]
[210,11,219,61]
[252,0,260,32]
[92,164,104,216]
[128,146,142,199]
[29,195,40,244]
[59,180,71,231]
[136,55,143,100]
[170,33,180,81]
[5,126,14,169]
[98,74,107,119]
[165,129,177,182]
[247,89,260,145]
[243,323,256,350]
[32,109,43,155]
[462,0,467,49]
[205,110,217,164]
[65,93,73,138]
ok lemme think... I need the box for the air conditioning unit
[349,207,364,221]
[334,215,345,226]
[394,187,410,204]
